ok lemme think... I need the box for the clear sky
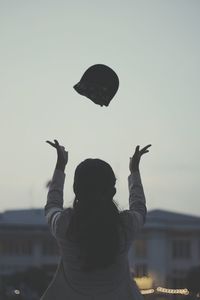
[0,0,199,216]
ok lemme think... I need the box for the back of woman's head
[67,159,120,271]
[73,159,116,200]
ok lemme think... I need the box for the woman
[40,140,151,300]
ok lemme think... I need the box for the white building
[0,208,200,291]
[129,209,200,290]
[0,209,58,276]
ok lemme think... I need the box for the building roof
[0,209,46,225]
[145,209,200,230]
[147,209,200,222]
[0,208,200,230]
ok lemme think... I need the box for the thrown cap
[73,64,119,107]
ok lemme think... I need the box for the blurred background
[0,0,200,299]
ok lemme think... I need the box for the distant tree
[185,266,200,299]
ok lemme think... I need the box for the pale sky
[0,0,200,216]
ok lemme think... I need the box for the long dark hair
[66,159,121,271]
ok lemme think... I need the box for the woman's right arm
[128,170,147,232]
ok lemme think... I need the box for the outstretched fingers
[135,145,140,152]
[54,139,59,147]
[140,144,152,155]
[46,140,56,148]
[46,139,60,149]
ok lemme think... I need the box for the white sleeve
[127,171,147,233]
[44,169,65,237]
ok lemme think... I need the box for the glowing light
[141,289,155,295]
[156,287,189,295]
[134,276,153,289]
[14,290,20,295]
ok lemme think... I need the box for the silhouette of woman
[40,140,151,300]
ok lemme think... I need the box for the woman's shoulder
[119,210,131,222]
[55,207,73,238]
[58,207,73,220]
[119,210,135,236]
[63,207,73,214]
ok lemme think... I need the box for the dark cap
[73,64,119,107]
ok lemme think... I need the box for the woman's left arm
[45,139,68,237]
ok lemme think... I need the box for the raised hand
[129,144,151,173]
[46,139,68,171]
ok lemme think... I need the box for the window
[0,239,32,255]
[134,239,147,258]
[199,240,200,258]
[19,240,32,255]
[134,264,148,277]
[169,269,187,288]
[172,240,191,259]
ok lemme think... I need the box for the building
[0,209,59,277]
[0,208,200,291]
[129,209,200,291]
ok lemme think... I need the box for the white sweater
[41,169,146,300]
